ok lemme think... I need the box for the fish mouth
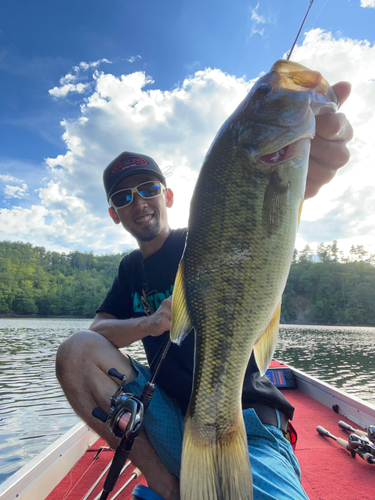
[258,144,292,164]
[257,137,310,169]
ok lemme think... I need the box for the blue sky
[1,0,375,256]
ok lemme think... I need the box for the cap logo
[111,155,148,174]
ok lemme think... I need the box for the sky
[0,0,375,257]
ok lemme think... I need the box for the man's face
[109,174,172,242]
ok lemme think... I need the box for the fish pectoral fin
[170,257,192,346]
[254,302,281,376]
[298,199,304,228]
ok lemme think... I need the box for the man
[56,81,353,500]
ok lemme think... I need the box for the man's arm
[305,81,353,199]
[89,295,172,348]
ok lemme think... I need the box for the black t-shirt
[98,228,294,419]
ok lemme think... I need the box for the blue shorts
[126,359,309,500]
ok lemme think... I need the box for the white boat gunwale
[290,365,375,429]
[0,422,98,500]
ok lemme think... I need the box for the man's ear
[108,207,121,224]
[165,188,174,208]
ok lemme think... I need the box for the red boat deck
[287,389,373,500]
[48,370,374,499]
[45,440,147,499]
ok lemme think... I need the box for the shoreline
[0,314,89,319]
[1,314,374,327]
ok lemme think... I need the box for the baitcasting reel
[92,367,144,440]
[348,433,375,459]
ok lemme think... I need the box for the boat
[1,360,374,500]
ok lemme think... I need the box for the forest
[0,241,127,318]
[0,240,374,325]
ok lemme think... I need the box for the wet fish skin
[170,59,338,500]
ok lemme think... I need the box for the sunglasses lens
[110,181,163,208]
[111,190,132,208]
[138,182,162,198]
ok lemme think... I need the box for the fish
[170,59,338,500]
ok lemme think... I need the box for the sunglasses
[109,181,164,209]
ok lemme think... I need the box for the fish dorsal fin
[170,256,193,345]
[254,302,281,376]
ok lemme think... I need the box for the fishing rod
[84,461,131,500]
[92,336,172,499]
[286,0,315,60]
[317,425,375,464]
[92,368,145,500]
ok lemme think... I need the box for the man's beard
[132,220,161,242]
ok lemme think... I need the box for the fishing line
[148,334,171,375]
[149,338,172,385]
[311,0,329,30]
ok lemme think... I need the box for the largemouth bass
[170,59,338,500]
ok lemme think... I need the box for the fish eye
[256,84,272,96]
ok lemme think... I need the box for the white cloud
[251,3,266,24]
[4,183,28,199]
[3,30,375,256]
[48,59,112,99]
[0,174,28,199]
[361,0,375,7]
[49,82,89,98]
[38,180,86,211]
[291,29,375,253]
[126,55,142,63]
[0,205,49,235]
[248,2,272,37]
[78,59,111,70]
[42,66,253,252]
[0,183,108,253]
[60,73,78,85]
[0,174,25,183]
[185,61,200,72]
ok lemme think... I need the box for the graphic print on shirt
[132,285,174,314]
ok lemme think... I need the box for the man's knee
[55,329,137,385]
[56,330,96,382]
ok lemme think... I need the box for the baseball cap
[103,151,167,201]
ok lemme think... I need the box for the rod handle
[317,426,349,451]
[317,426,334,439]
[338,421,354,432]
[338,420,367,437]
[336,437,350,450]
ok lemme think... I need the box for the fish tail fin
[180,414,253,500]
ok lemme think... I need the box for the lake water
[0,318,374,485]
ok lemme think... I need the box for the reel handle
[108,368,126,381]
[92,407,108,423]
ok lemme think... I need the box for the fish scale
[170,59,338,500]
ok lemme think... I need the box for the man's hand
[305,81,354,199]
[148,295,172,337]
